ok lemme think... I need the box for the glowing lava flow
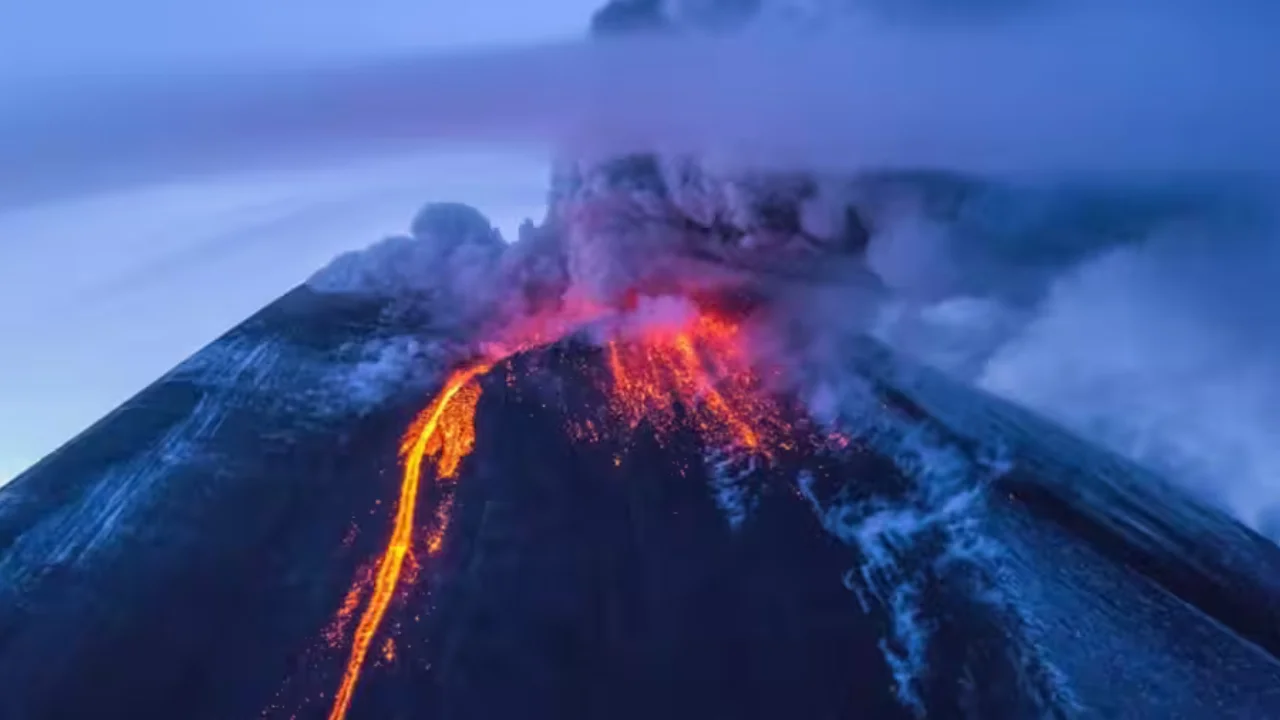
[322,295,787,719]
[326,362,491,720]
[606,309,787,457]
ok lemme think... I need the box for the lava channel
[326,361,490,720]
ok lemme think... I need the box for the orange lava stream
[326,362,491,720]
[606,310,785,457]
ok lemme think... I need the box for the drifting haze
[3,3,1278,207]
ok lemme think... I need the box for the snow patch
[705,448,758,530]
[797,375,1073,716]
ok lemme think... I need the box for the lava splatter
[605,306,788,458]
[323,563,373,649]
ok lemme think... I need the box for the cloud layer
[3,3,1277,206]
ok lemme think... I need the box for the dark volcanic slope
[0,288,434,720]
[1,288,1279,719]
[420,344,913,720]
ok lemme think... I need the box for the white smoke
[859,185,1280,539]
[307,201,509,323]
[977,214,1280,537]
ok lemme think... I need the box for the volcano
[2,258,1280,719]
[5,1,1280,717]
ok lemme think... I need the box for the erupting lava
[322,294,792,719]
[605,306,788,457]
[326,361,490,720]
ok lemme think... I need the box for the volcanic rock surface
[1,283,1279,719]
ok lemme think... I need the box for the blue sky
[0,0,599,482]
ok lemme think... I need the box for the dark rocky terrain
[0,284,1278,719]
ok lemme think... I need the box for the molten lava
[325,361,490,720]
[605,308,787,458]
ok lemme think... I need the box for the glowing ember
[400,547,422,589]
[326,362,490,720]
[323,564,373,649]
[424,495,454,556]
[381,637,397,664]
